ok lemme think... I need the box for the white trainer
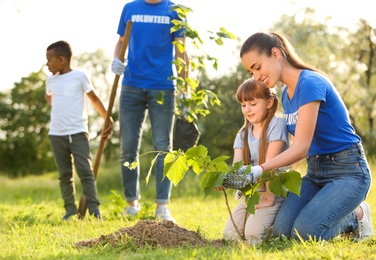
[155,205,176,223]
[124,203,141,216]
[354,201,374,240]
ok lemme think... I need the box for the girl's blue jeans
[273,143,371,240]
[119,85,175,204]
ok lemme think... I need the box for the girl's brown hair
[236,78,277,165]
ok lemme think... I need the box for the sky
[0,0,374,92]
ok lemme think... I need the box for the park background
[0,0,376,258]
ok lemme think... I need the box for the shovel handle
[77,20,133,219]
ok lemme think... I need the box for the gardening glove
[235,190,243,200]
[222,165,263,189]
[111,58,127,75]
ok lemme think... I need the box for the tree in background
[0,69,54,177]
[341,19,376,153]
[270,9,376,153]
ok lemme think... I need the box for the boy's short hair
[47,40,72,61]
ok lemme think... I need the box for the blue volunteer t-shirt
[282,69,360,156]
[117,0,185,89]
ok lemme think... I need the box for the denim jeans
[273,143,371,240]
[119,85,175,204]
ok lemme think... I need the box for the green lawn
[1,161,376,259]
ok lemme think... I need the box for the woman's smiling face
[241,48,282,89]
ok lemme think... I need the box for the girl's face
[46,50,63,75]
[241,48,281,89]
[241,98,273,126]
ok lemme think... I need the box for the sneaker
[123,203,141,216]
[155,205,176,223]
[354,202,374,240]
[62,212,76,221]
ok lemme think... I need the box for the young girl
[225,32,372,241]
[222,78,289,244]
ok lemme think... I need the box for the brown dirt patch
[76,219,225,249]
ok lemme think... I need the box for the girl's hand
[214,186,225,192]
[255,192,275,209]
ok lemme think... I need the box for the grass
[1,160,376,259]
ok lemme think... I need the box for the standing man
[111,0,188,222]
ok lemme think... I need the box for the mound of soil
[76,219,224,249]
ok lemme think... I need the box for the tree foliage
[270,9,376,153]
[0,69,54,176]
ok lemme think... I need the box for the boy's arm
[45,94,52,105]
[86,90,113,138]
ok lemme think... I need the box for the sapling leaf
[189,158,205,175]
[208,156,229,173]
[245,192,260,215]
[164,152,189,186]
[211,155,230,164]
[201,172,225,198]
[155,91,165,105]
[187,151,211,175]
[279,170,302,196]
[146,153,160,185]
[233,160,244,167]
[269,175,285,197]
[185,145,208,159]
[164,150,182,173]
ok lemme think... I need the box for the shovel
[77,20,133,218]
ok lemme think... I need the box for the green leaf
[269,175,286,197]
[155,91,165,105]
[245,192,260,215]
[218,27,236,39]
[269,170,301,198]
[210,155,230,172]
[185,145,208,159]
[280,170,302,196]
[145,154,159,185]
[201,172,224,198]
[212,155,230,164]
[164,154,189,186]
[215,38,224,46]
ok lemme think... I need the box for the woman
[224,32,373,241]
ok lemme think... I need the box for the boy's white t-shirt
[46,70,93,136]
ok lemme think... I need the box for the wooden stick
[77,20,133,218]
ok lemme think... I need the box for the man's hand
[111,58,127,75]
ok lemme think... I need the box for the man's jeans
[273,143,371,240]
[119,85,175,204]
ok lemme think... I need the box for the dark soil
[76,219,225,249]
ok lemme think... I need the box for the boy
[45,40,112,220]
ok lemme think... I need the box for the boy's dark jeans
[49,133,100,214]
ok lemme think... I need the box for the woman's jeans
[119,85,175,204]
[273,143,371,240]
